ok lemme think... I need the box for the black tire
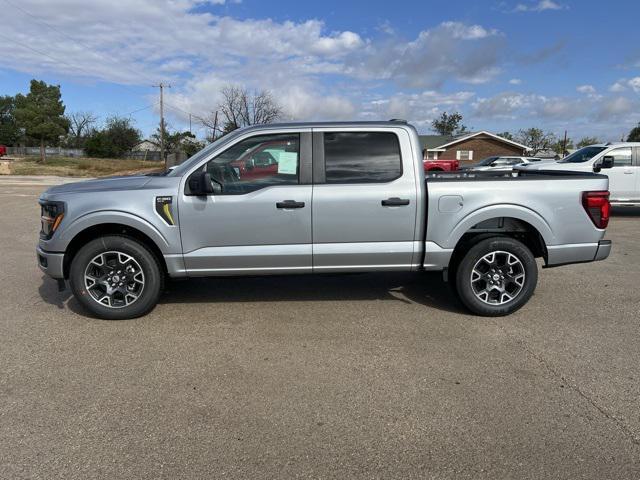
[69,235,163,320]
[455,237,537,316]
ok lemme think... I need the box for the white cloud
[628,77,640,93]
[577,85,596,95]
[609,81,627,93]
[509,78,522,85]
[349,21,504,88]
[472,89,639,125]
[514,0,567,12]
[473,92,534,118]
[608,78,640,94]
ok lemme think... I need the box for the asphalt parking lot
[1,181,639,479]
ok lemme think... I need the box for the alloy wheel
[470,250,526,305]
[83,251,145,308]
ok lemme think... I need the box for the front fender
[48,210,172,254]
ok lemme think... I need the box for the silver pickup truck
[37,121,612,320]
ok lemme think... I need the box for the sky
[1,0,639,141]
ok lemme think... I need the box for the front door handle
[381,197,410,206]
[276,200,305,209]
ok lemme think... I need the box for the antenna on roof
[389,118,407,124]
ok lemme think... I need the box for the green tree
[14,80,70,163]
[552,137,574,155]
[151,127,204,158]
[627,123,640,142]
[0,95,21,146]
[497,131,514,141]
[85,116,141,158]
[576,136,601,148]
[431,111,467,136]
[516,128,556,156]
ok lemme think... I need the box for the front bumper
[36,246,65,279]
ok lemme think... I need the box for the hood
[42,175,153,196]
[515,161,565,171]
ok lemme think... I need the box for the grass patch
[8,156,164,177]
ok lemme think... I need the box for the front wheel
[455,237,537,316]
[69,235,163,320]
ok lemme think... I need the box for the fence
[124,150,163,162]
[5,146,188,165]
[6,146,85,157]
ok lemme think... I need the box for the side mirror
[600,156,614,169]
[188,171,219,196]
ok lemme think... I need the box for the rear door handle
[381,197,410,206]
[276,200,305,209]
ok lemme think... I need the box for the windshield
[559,146,607,163]
[469,156,498,167]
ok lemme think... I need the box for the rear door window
[323,132,402,184]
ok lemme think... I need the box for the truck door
[311,128,419,272]
[603,146,636,201]
[179,130,313,275]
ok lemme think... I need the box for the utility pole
[212,110,218,142]
[153,82,171,168]
[189,113,192,134]
[562,130,568,157]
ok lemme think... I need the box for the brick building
[420,131,531,165]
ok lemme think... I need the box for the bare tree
[516,128,556,156]
[216,85,282,134]
[68,111,97,148]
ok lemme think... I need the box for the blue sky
[1,0,639,141]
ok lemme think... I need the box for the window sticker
[277,151,298,174]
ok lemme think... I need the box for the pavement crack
[493,321,640,446]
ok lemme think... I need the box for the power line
[1,0,159,86]
[164,102,209,126]
[0,31,161,125]
[0,27,209,140]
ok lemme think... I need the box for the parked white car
[463,156,550,172]
[517,143,640,206]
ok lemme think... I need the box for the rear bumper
[545,240,611,267]
[36,246,65,279]
[594,240,611,261]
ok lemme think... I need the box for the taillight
[582,191,610,229]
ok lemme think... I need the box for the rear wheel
[69,235,163,319]
[455,237,537,316]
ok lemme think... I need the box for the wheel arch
[62,223,168,279]
[447,214,549,277]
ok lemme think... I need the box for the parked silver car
[37,121,611,319]
[463,156,550,172]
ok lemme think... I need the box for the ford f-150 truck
[37,121,612,320]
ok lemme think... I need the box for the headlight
[40,201,65,239]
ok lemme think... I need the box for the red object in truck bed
[423,159,459,172]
